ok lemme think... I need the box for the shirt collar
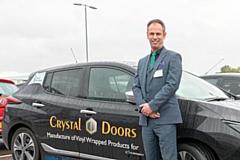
[151,46,164,56]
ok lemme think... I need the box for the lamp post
[73,3,97,62]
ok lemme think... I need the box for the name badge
[154,69,163,78]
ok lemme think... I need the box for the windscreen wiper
[204,97,229,102]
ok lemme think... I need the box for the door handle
[80,110,97,114]
[32,102,45,108]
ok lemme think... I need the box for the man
[132,19,182,160]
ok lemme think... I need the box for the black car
[2,61,240,160]
[200,73,240,96]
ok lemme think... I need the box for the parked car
[0,78,19,137]
[2,62,240,160]
[200,73,240,96]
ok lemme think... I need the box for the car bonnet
[202,100,240,122]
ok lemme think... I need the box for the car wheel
[187,142,216,160]
[178,143,207,160]
[11,127,40,160]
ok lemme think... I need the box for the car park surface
[2,61,240,160]
[0,78,19,137]
[200,73,240,96]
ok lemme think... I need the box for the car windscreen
[177,72,229,100]
[0,82,19,96]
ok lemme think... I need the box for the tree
[220,65,240,73]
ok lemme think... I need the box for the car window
[177,72,228,100]
[202,77,219,85]
[220,78,240,95]
[0,82,18,96]
[88,67,133,102]
[43,69,82,98]
[43,72,53,91]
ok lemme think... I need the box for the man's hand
[140,103,153,116]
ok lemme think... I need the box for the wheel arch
[7,123,35,150]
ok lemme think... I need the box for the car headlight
[222,120,240,133]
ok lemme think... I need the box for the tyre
[187,142,216,160]
[178,143,207,160]
[11,127,40,160]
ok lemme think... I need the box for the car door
[27,68,86,158]
[78,66,145,160]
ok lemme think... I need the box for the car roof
[0,78,15,84]
[28,61,138,79]
[36,61,136,71]
[200,73,240,78]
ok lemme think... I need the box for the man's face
[147,23,166,52]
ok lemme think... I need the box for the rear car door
[78,65,144,160]
[25,67,85,158]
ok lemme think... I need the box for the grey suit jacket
[132,47,183,126]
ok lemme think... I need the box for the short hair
[147,19,166,33]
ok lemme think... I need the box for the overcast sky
[1,0,240,78]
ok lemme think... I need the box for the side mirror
[125,91,136,104]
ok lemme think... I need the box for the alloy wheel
[13,132,35,160]
[178,150,197,160]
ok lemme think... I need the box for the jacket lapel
[141,54,150,97]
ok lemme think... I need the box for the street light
[73,3,97,62]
